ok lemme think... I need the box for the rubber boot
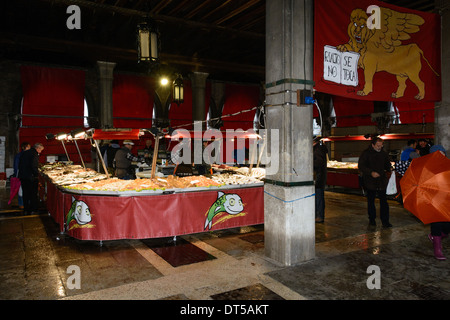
[428,234,446,260]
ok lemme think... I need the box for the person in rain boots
[427,144,449,260]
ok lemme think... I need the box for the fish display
[40,163,265,192]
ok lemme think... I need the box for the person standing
[143,139,154,165]
[114,140,146,179]
[18,142,44,215]
[396,139,420,177]
[416,138,431,156]
[400,139,420,162]
[103,140,120,174]
[313,136,328,223]
[143,139,154,155]
[358,137,393,228]
[13,141,31,208]
[427,144,449,260]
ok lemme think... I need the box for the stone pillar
[97,61,116,129]
[264,0,315,265]
[435,1,450,151]
[190,72,209,129]
[209,81,225,129]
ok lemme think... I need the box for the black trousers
[315,187,325,220]
[366,189,390,224]
[431,222,450,236]
[20,178,39,213]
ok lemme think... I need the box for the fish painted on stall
[66,197,93,230]
[204,192,244,230]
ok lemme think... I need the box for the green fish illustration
[66,196,92,229]
[204,192,244,230]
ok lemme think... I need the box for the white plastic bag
[386,171,397,195]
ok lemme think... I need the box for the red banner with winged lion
[313,0,441,102]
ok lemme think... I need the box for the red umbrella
[8,177,21,205]
[400,151,450,224]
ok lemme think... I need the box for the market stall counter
[326,161,360,189]
[39,164,264,241]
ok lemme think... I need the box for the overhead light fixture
[45,133,55,140]
[173,74,184,105]
[54,132,71,162]
[70,128,86,140]
[160,77,169,86]
[56,132,68,141]
[84,128,95,139]
[69,129,86,169]
[137,19,159,64]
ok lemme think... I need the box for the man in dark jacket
[313,136,328,223]
[114,140,146,179]
[358,137,392,227]
[18,142,44,215]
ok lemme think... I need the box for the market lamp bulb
[70,129,86,139]
[160,78,169,86]
[56,132,68,140]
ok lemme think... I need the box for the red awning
[92,129,141,140]
[322,133,434,142]
[169,130,261,140]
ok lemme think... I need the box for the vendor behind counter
[114,140,147,180]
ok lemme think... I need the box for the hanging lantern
[137,20,159,64]
[173,74,184,105]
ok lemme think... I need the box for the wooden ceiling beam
[150,0,174,15]
[38,0,264,38]
[213,0,261,25]
[0,31,264,77]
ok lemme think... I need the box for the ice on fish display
[40,163,265,192]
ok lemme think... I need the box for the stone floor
[0,185,449,301]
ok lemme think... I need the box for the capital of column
[97,61,116,80]
[189,72,209,88]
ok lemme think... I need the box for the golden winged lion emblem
[336,7,439,100]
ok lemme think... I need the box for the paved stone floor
[0,186,449,301]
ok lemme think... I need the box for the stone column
[190,72,209,129]
[209,81,225,129]
[264,0,315,265]
[97,61,116,129]
[435,1,450,151]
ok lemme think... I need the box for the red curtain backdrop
[113,74,155,129]
[168,80,211,131]
[20,65,90,163]
[394,101,435,124]
[314,0,441,103]
[221,83,260,130]
[219,83,260,163]
[330,96,435,127]
[332,95,374,127]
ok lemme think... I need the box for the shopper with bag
[358,137,393,228]
[386,171,397,196]
[11,142,30,208]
